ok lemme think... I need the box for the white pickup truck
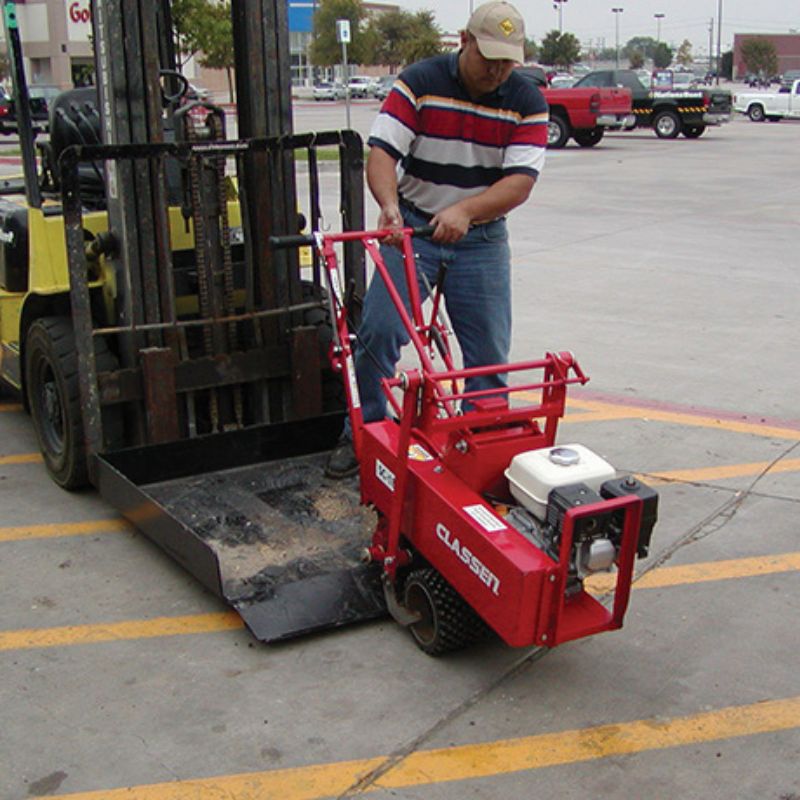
[734,79,800,122]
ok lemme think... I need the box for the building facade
[733,33,800,78]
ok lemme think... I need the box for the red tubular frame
[315,227,642,649]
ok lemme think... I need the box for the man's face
[459,32,515,98]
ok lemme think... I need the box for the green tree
[171,0,235,101]
[624,36,657,61]
[675,38,693,67]
[523,37,538,63]
[539,30,581,69]
[628,49,644,69]
[364,9,407,69]
[740,38,778,78]
[310,0,368,67]
[192,1,234,101]
[400,11,443,65]
[171,0,209,66]
[653,41,673,69]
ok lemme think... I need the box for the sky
[398,0,800,57]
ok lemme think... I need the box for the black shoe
[325,436,359,478]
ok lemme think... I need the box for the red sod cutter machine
[272,226,658,655]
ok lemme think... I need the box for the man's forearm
[455,173,536,224]
[367,146,400,212]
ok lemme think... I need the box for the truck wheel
[747,104,765,122]
[404,567,489,656]
[682,125,706,138]
[653,110,681,139]
[25,317,120,490]
[573,127,604,147]
[546,113,570,149]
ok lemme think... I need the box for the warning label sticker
[463,504,507,532]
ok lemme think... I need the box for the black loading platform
[95,416,387,642]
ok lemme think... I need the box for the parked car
[312,81,344,101]
[549,74,576,89]
[347,76,373,98]
[0,84,55,135]
[374,74,398,100]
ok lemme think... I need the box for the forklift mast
[63,0,365,459]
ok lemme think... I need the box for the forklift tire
[25,317,120,490]
[404,567,490,656]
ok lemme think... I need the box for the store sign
[66,0,91,42]
[69,1,91,23]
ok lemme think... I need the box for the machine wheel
[25,317,120,490]
[682,125,706,138]
[652,110,681,139]
[747,104,765,122]
[546,113,570,149]
[573,127,604,147]
[404,567,490,656]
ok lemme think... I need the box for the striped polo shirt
[368,52,548,216]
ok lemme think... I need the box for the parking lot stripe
[587,551,800,594]
[39,695,800,799]
[645,458,800,484]
[566,398,800,441]
[0,518,131,542]
[0,452,43,466]
[3,551,799,653]
[0,611,243,652]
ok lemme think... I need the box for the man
[326,0,548,478]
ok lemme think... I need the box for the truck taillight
[702,91,710,108]
[590,92,601,113]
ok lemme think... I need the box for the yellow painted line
[0,611,243,652]
[0,518,131,543]
[0,402,23,413]
[587,551,800,594]
[43,695,800,799]
[645,458,800,484]
[566,398,800,442]
[4,551,800,654]
[0,452,43,466]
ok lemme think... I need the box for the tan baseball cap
[467,1,526,63]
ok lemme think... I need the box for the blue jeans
[346,206,511,433]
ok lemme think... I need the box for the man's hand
[377,202,403,247]
[430,205,471,244]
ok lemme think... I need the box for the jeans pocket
[479,219,509,244]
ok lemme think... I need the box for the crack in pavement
[638,439,800,577]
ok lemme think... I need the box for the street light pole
[654,12,664,45]
[612,8,623,69]
[715,0,723,85]
[553,0,566,34]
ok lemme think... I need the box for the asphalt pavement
[1,103,799,799]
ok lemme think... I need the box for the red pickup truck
[515,66,634,149]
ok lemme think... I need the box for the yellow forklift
[0,0,386,642]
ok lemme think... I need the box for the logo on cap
[498,18,516,37]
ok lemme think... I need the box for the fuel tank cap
[549,446,581,466]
